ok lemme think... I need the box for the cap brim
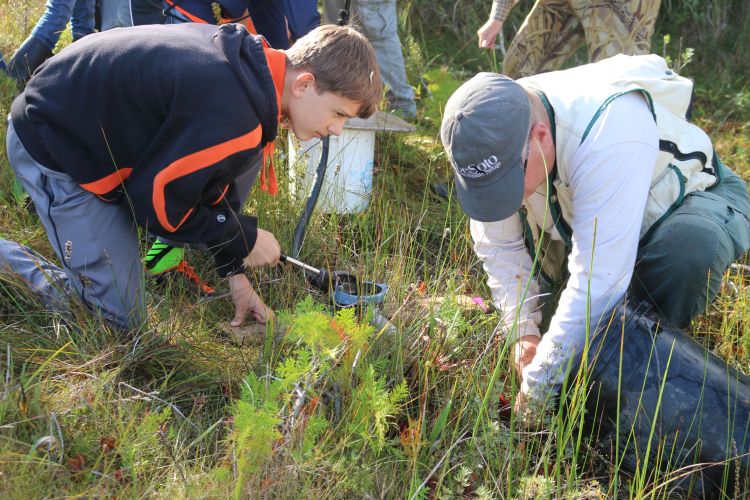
[454,159,524,222]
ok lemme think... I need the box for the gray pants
[2,120,262,330]
[323,0,416,117]
[3,121,144,330]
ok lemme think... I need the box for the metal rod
[280,254,321,275]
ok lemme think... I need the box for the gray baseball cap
[440,72,530,222]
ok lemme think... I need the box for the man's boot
[7,36,53,85]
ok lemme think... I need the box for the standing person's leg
[353,0,416,118]
[5,122,145,331]
[322,0,344,24]
[246,0,290,49]
[28,0,78,49]
[130,0,165,25]
[71,0,96,39]
[503,0,585,78]
[630,161,750,328]
[100,0,134,30]
[574,0,661,62]
[283,0,320,41]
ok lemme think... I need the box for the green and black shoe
[144,239,215,295]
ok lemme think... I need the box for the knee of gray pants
[631,190,750,327]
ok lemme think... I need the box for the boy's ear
[291,71,316,96]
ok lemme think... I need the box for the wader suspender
[518,90,572,283]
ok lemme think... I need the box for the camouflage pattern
[503,0,661,78]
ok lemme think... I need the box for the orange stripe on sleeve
[153,126,262,233]
[80,168,133,195]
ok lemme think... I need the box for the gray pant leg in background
[100,0,133,29]
[631,160,750,328]
[324,0,416,117]
[4,122,145,331]
[0,239,71,312]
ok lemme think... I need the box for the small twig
[472,435,502,493]
[3,343,10,400]
[50,412,64,462]
[118,382,199,430]
[289,384,308,429]
[409,432,470,500]
[157,422,187,482]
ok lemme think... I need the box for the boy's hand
[243,229,280,268]
[228,273,273,325]
[514,335,540,378]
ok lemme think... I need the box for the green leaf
[429,398,452,444]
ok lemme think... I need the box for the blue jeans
[323,0,416,117]
[31,0,96,50]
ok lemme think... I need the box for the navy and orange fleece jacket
[10,23,285,277]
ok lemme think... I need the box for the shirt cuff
[490,0,514,23]
[211,214,258,277]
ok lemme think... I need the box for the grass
[1,0,750,497]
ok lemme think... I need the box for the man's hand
[243,229,280,268]
[514,335,540,378]
[228,273,273,325]
[477,18,503,49]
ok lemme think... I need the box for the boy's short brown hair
[286,24,382,119]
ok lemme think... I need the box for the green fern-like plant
[347,365,409,453]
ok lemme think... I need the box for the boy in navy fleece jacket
[2,23,381,331]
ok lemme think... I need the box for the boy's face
[286,74,361,141]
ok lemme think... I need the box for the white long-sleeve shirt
[471,92,659,399]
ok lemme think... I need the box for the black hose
[291,136,330,258]
[337,0,352,26]
[291,3,350,257]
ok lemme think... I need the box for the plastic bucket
[288,129,375,214]
[580,301,750,496]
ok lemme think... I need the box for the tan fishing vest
[517,54,718,282]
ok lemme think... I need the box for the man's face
[287,79,361,141]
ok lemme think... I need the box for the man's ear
[290,71,316,96]
[529,121,544,142]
